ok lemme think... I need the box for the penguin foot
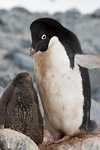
[72,129,86,138]
[0,124,4,129]
[54,135,70,144]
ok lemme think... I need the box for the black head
[30,18,82,57]
[13,72,33,87]
[30,18,65,55]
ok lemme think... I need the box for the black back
[59,26,91,131]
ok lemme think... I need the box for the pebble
[0,128,39,150]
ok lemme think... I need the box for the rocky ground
[0,7,100,149]
[39,134,100,150]
[0,129,39,150]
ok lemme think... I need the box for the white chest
[34,37,84,135]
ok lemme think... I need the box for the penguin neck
[34,37,71,70]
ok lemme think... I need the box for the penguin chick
[0,72,43,145]
[30,18,97,138]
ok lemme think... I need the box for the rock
[75,17,100,45]
[0,59,10,71]
[92,9,100,18]
[0,86,4,97]
[0,49,8,60]
[4,46,24,59]
[39,135,100,150]
[19,38,31,48]
[0,128,39,150]
[0,9,8,30]
[0,19,5,26]
[81,42,98,54]
[52,12,64,24]
[92,89,100,102]
[89,69,100,100]
[0,9,8,17]
[64,8,81,19]
[92,37,100,51]
[0,33,22,50]
[91,99,100,124]
[0,7,44,33]
[63,9,83,30]
[11,7,31,15]
[14,53,34,71]
[52,9,82,31]
[0,72,11,88]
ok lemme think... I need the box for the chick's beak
[26,74,32,81]
[30,47,36,56]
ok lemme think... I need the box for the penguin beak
[30,47,36,56]
[26,74,32,81]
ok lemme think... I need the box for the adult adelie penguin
[0,72,43,145]
[30,18,96,138]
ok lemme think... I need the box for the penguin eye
[41,34,46,40]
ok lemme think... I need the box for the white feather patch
[34,36,84,135]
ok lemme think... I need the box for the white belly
[34,37,84,135]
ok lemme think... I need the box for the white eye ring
[41,34,46,40]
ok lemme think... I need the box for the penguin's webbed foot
[54,135,70,144]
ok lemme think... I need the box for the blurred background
[0,0,100,122]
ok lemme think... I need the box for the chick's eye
[41,34,46,40]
